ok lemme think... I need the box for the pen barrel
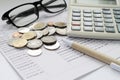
[72,42,120,65]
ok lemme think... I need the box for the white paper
[1,31,118,80]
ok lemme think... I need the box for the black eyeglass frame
[1,0,67,28]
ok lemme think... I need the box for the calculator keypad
[71,7,120,34]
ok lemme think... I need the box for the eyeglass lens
[9,4,38,27]
[42,0,66,13]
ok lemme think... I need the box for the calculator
[67,0,120,39]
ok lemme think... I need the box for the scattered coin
[21,31,36,40]
[35,31,43,39]
[8,38,18,46]
[56,28,67,36]
[12,32,22,38]
[12,38,27,48]
[54,22,67,28]
[32,22,47,30]
[42,29,49,36]
[27,49,42,57]
[41,36,57,45]
[47,22,54,26]
[18,27,30,33]
[44,41,60,50]
[47,27,56,35]
[27,39,43,49]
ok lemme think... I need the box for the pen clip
[110,62,120,72]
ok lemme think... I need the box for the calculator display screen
[76,0,117,5]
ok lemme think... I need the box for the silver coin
[35,31,43,39]
[27,49,42,57]
[56,28,67,36]
[54,22,67,28]
[42,29,49,36]
[18,27,30,33]
[27,39,43,49]
[44,41,60,50]
[47,27,56,35]
[41,36,57,45]
[32,22,47,30]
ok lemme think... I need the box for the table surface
[0,0,120,80]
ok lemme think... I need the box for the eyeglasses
[1,0,67,28]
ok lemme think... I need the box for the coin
[54,22,67,28]
[8,38,18,46]
[21,31,36,40]
[27,39,43,49]
[56,28,67,36]
[32,22,47,30]
[47,22,54,26]
[44,41,60,50]
[42,29,49,36]
[12,38,27,48]
[47,27,56,35]
[12,32,22,38]
[35,31,43,39]
[27,49,42,57]
[41,36,57,45]
[18,27,30,33]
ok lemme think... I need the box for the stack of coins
[8,22,67,56]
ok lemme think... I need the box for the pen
[63,39,120,72]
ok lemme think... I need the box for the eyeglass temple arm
[9,4,66,23]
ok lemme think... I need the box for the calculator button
[94,14,102,18]
[93,10,102,14]
[83,10,92,13]
[72,9,81,13]
[94,27,104,32]
[103,11,111,14]
[116,24,120,32]
[104,19,113,23]
[105,27,115,33]
[83,13,92,17]
[115,19,120,23]
[114,15,120,19]
[84,22,93,26]
[71,26,81,31]
[72,17,81,21]
[113,8,120,11]
[113,11,120,15]
[72,21,81,26]
[94,18,103,22]
[103,14,112,18]
[94,22,103,27]
[84,18,92,22]
[84,26,93,31]
[104,23,114,28]
[102,8,110,11]
[72,13,81,17]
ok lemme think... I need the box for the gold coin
[54,22,67,28]
[32,22,47,30]
[21,31,36,40]
[12,38,27,48]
